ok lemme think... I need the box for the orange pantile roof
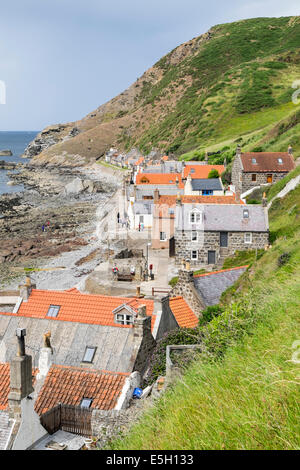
[0,363,10,410]
[1,289,155,330]
[0,363,37,410]
[193,265,249,278]
[156,194,243,206]
[136,173,184,188]
[162,155,169,161]
[35,365,129,415]
[134,157,145,166]
[169,297,198,328]
[184,165,225,179]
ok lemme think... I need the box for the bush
[198,305,224,327]
[277,252,291,267]
[208,169,220,178]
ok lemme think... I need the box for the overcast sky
[0,0,299,131]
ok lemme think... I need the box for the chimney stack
[154,188,160,203]
[176,192,182,206]
[204,152,208,163]
[19,276,36,302]
[262,192,267,207]
[8,329,34,419]
[288,145,293,155]
[235,190,241,203]
[36,332,53,381]
[236,145,242,157]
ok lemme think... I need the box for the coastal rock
[22,124,72,158]
[0,150,12,156]
[63,177,85,195]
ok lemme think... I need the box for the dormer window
[115,313,133,325]
[243,209,249,219]
[83,346,97,363]
[252,158,257,164]
[278,158,283,164]
[46,305,60,318]
[81,398,93,409]
[190,168,195,174]
[190,209,202,224]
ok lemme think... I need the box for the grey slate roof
[136,186,184,200]
[193,267,247,306]
[133,202,154,215]
[175,204,269,232]
[0,411,14,450]
[0,316,137,373]
[191,178,223,191]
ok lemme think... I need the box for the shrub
[198,305,224,327]
[277,252,291,267]
[208,169,220,178]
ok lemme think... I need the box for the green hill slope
[110,180,300,450]
[30,16,300,165]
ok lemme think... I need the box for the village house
[174,202,269,267]
[231,145,295,195]
[151,192,244,253]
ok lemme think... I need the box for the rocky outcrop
[22,124,73,158]
[0,150,12,156]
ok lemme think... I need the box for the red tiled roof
[136,173,184,188]
[156,194,244,206]
[193,265,249,278]
[240,152,295,172]
[169,297,198,328]
[0,289,155,330]
[162,155,169,161]
[134,157,145,166]
[184,165,225,179]
[0,363,37,410]
[35,365,129,415]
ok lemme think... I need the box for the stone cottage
[174,202,269,267]
[231,146,295,195]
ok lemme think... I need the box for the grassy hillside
[31,16,300,165]
[109,181,300,450]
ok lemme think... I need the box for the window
[251,174,256,182]
[190,210,202,224]
[139,215,144,223]
[115,313,133,325]
[202,190,213,196]
[46,305,60,318]
[278,158,283,164]
[252,158,257,164]
[191,231,198,242]
[168,208,175,215]
[191,250,198,260]
[190,168,195,174]
[243,209,249,219]
[244,233,252,244]
[80,398,92,409]
[83,346,97,363]
[160,232,167,241]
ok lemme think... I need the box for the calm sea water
[0,131,38,194]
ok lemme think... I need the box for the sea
[0,131,38,195]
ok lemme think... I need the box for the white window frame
[191,250,198,260]
[160,231,167,241]
[115,313,133,325]
[189,210,202,224]
[243,209,249,219]
[191,230,198,242]
[244,233,252,244]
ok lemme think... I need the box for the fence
[40,403,92,437]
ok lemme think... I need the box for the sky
[0,0,299,131]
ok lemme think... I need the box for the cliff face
[26,16,300,166]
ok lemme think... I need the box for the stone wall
[175,230,269,267]
[170,269,205,316]
[155,296,180,338]
[133,315,156,378]
[231,154,243,194]
[240,172,287,194]
[108,257,147,281]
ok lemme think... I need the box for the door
[267,174,273,183]
[220,232,228,247]
[169,236,175,257]
[208,250,216,264]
